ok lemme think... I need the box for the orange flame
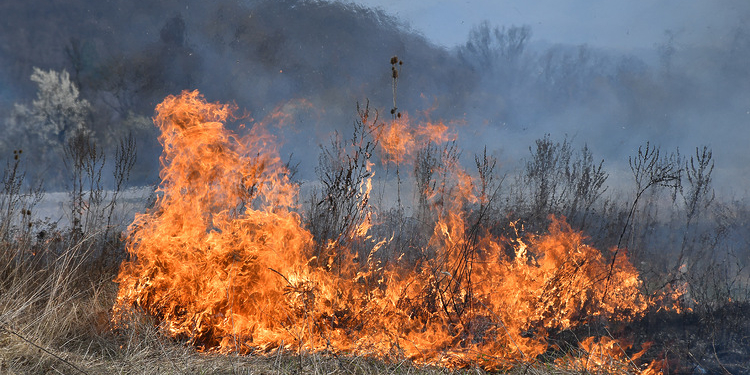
[555,337,655,374]
[115,91,658,371]
[114,90,312,350]
[377,113,454,165]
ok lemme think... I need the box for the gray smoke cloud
[0,0,748,198]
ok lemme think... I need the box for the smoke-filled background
[1,0,749,196]
[3,2,750,372]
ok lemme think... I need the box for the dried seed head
[390,56,398,65]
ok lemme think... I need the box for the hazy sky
[347,0,746,50]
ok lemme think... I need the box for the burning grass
[1,90,749,374]
[113,91,653,372]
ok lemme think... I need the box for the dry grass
[0,232,592,375]
[0,238,621,375]
[0,134,745,374]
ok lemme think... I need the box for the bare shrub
[305,102,378,272]
[515,134,608,233]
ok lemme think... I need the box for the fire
[376,112,454,166]
[556,337,652,374]
[114,90,312,350]
[114,90,659,371]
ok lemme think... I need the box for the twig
[687,351,707,374]
[268,267,292,286]
[0,321,89,375]
[603,326,640,373]
[153,321,182,374]
[228,265,239,374]
[712,336,733,375]
[476,299,527,360]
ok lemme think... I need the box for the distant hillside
[0,0,472,117]
[2,0,750,192]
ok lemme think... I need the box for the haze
[352,0,747,50]
[0,0,748,197]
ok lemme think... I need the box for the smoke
[452,19,750,199]
[0,0,748,196]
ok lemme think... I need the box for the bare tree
[26,68,91,147]
[458,22,531,72]
[7,68,91,185]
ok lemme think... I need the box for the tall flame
[114,91,312,350]
[115,91,656,371]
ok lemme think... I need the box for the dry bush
[0,230,114,374]
[305,102,378,271]
[0,134,136,374]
